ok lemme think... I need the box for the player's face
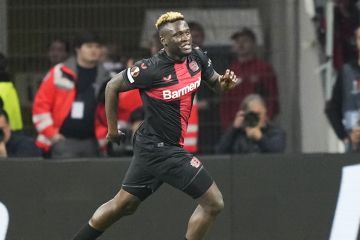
[161,20,192,57]
[76,42,102,65]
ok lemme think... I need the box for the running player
[72,11,239,240]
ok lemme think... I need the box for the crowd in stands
[0,21,298,159]
[317,0,360,152]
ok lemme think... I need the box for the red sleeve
[32,68,58,138]
[95,104,109,152]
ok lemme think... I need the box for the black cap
[73,31,102,49]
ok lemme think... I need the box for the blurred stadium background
[1,0,360,239]
[1,0,317,153]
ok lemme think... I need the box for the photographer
[0,106,41,158]
[216,94,285,154]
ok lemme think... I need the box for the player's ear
[159,35,167,47]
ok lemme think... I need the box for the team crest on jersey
[189,61,199,72]
[190,157,201,168]
[130,66,140,77]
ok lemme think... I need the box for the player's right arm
[105,60,154,144]
[105,71,132,144]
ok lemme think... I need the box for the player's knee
[206,195,224,216]
[113,198,139,216]
[121,201,139,216]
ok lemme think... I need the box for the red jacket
[95,89,143,151]
[32,57,109,151]
[220,58,279,130]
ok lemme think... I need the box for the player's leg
[72,136,163,240]
[90,188,141,229]
[72,188,141,240]
[152,145,222,240]
[185,182,224,240]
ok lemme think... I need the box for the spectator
[100,43,126,75]
[0,53,23,131]
[148,32,163,56]
[32,31,110,158]
[188,21,224,153]
[188,21,231,73]
[325,25,360,152]
[220,28,279,130]
[47,38,70,67]
[0,105,41,158]
[216,94,285,154]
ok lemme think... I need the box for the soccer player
[72,11,239,240]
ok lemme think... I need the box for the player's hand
[106,129,125,145]
[219,69,240,91]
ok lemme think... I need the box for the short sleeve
[122,59,155,89]
[194,48,215,81]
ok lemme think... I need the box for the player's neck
[164,49,186,62]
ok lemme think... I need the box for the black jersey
[123,48,215,147]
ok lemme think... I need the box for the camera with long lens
[0,128,4,142]
[243,111,260,128]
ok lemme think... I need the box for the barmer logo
[162,79,201,100]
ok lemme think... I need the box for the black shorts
[121,132,213,201]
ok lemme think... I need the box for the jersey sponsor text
[162,78,201,100]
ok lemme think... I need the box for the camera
[0,128,4,142]
[243,111,260,128]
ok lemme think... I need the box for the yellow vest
[0,82,23,130]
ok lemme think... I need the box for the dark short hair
[48,38,70,53]
[0,97,9,123]
[0,52,7,72]
[188,21,205,36]
[73,31,102,49]
[231,27,256,42]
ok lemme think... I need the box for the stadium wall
[1,154,359,240]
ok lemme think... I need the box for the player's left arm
[195,47,239,93]
[206,69,240,94]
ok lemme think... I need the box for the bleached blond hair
[155,11,185,30]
